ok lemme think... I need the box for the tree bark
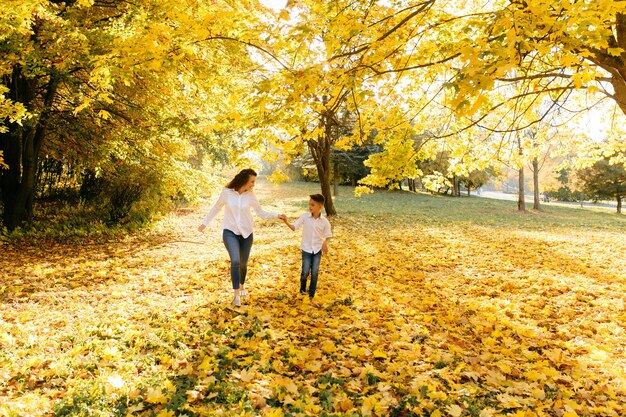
[517,134,526,212]
[532,157,540,210]
[307,111,337,216]
[452,175,460,196]
[333,159,338,197]
[1,65,58,230]
[617,194,622,214]
[518,167,526,211]
[315,154,336,216]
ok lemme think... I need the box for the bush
[547,186,587,202]
[82,162,159,225]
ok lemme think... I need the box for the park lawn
[1,181,625,417]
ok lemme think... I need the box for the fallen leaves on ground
[1,183,625,416]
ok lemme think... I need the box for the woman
[198,169,286,306]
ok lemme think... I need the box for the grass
[268,181,625,231]
[1,180,625,416]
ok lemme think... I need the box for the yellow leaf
[373,349,388,359]
[267,169,289,184]
[145,387,169,405]
[126,403,144,413]
[430,409,442,417]
[497,393,523,408]
[265,408,284,417]
[101,346,121,361]
[321,341,336,354]
[479,408,498,417]
[446,405,463,417]
[198,356,214,372]
[523,370,544,382]
[608,47,624,56]
[97,109,111,120]
[334,396,354,412]
[305,360,322,372]
[233,369,255,383]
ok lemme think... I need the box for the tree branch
[497,72,610,83]
[202,36,292,72]
[329,0,435,62]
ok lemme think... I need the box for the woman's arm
[250,193,279,219]
[198,190,226,232]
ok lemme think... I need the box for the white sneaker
[232,296,241,307]
[240,289,247,298]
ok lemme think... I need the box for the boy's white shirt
[293,212,332,254]
[202,188,278,238]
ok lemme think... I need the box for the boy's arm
[282,217,296,231]
[285,214,305,232]
[321,219,332,254]
[321,237,331,254]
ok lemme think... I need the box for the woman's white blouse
[202,189,278,238]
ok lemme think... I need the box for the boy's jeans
[301,250,322,297]
[223,229,253,290]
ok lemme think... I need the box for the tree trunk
[617,195,622,214]
[452,175,459,196]
[467,186,471,197]
[532,157,540,210]
[517,134,525,212]
[1,65,58,230]
[307,113,337,216]
[333,160,338,197]
[518,167,526,211]
[317,157,336,216]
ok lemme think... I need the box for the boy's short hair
[310,193,325,205]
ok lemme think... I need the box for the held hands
[279,214,296,231]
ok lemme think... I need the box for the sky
[259,0,287,11]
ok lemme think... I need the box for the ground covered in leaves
[1,181,626,417]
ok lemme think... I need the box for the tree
[461,168,495,196]
[241,0,443,212]
[323,1,626,191]
[0,0,262,230]
[440,1,626,120]
[578,157,626,214]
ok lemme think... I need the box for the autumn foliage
[1,182,625,416]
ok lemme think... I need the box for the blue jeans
[301,250,322,297]
[223,229,253,290]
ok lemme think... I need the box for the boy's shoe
[240,289,247,298]
[232,296,241,307]
[299,290,307,295]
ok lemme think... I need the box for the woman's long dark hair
[226,168,257,190]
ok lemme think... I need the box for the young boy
[281,194,332,298]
